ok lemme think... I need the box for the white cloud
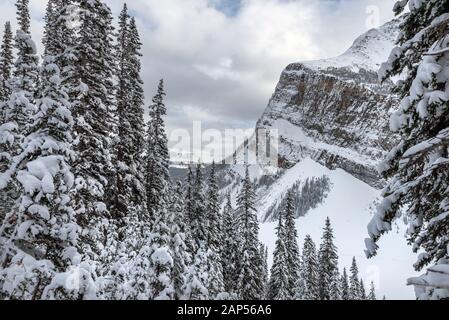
[0,0,397,134]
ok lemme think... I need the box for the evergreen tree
[222,193,239,294]
[349,257,361,300]
[53,1,79,106]
[149,206,174,300]
[169,182,191,300]
[128,16,147,213]
[40,1,77,92]
[0,21,14,226]
[183,166,196,255]
[359,279,367,300]
[260,244,269,299]
[146,79,170,218]
[236,167,263,300]
[191,164,207,245]
[16,0,30,34]
[318,217,339,300]
[368,281,376,300]
[0,21,13,106]
[71,0,116,265]
[294,268,306,300]
[0,6,97,298]
[283,191,300,299]
[340,268,350,300]
[366,0,449,299]
[125,221,153,300]
[42,0,57,56]
[267,212,289,300]
[206,162,225,298]
[206,162,222,251]
[112,6,147,226]
[184,166,195,229]
[301,235,319,300]
[329,269,342,300]
[184,246,209,300]
[0,0,39,257]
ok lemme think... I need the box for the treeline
[264,176,331,222]
[267,192,377,300]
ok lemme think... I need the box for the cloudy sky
[0,0,397,159]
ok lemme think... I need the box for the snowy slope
[303,19,399,74]
[257,157,417,300]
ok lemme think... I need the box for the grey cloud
[0,0,397,136]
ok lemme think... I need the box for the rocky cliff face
[218,19,401,223]
[255,19,400,188]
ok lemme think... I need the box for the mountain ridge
[252,19,401,190]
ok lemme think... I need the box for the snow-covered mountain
[219,19,417,299]
[255,19,402,190]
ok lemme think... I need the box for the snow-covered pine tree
[222,193,239,294]
[301,235,319,300]
[191,164,207,245]
[329,269,342,300]
[184,246,209,300]
[103,12,149,295]
[128,16,147,214]
[368,281,377,300]
[110,3,130,221]
[16,0,30,34]
[184,166,194,229]
[0,21,14,225]
[236,167,263,300]
[366,0,449,300]
[183,166,196,255]
[35,0,57,100]
[260,244,269,299]
[283,191,300,299]
[267,212,289,300]
[293,268,306,300]
[349,257,361,300]
[0,21,13,106]
[13,0,38,99]
[340,268,350,300]
[146,79,170,219]
[53,1,79,106]
[111,6,147,227]
[148,204,175,300]
[41,0,78,115]
[206,162,222,251]
[359,279,367,300]
[71,0,116,265]
[318,217,339,300]
[0,5,99,298]
[0,0,39,254]
[206,162,225,299]
[169,182,191,300]
[125,219,153,300]
[42,0,56,56]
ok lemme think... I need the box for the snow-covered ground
[258,158,417,300]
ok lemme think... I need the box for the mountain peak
[301,19,400,74]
